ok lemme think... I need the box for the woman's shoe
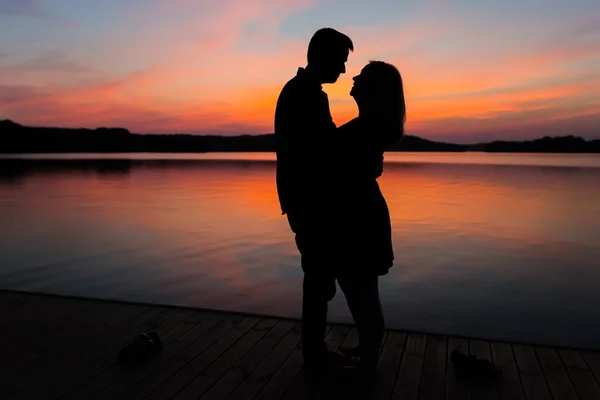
[339,345,361,359]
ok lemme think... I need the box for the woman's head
[350,61,406,147]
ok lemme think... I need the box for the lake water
[1,152,600,349]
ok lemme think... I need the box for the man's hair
[307,28,353,63]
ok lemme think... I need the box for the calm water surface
[1,152,600,349]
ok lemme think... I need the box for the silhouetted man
[274,28,353,380]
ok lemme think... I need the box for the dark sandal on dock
[117,332,162,367]
[451,349,503,382]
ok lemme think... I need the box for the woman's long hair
[363,61,406,149]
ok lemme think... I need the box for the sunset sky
[1,0,599,143]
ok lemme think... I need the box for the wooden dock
[0,290,599,400]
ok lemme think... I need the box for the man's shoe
[303,349,356,383]
[341,362,377,386]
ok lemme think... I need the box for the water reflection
[0,154,599,349]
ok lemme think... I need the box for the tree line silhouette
[1,119,598,153]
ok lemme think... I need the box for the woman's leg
[338,274,384,375]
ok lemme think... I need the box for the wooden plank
[490,341,525,400]
[418,334,447,400]
[2,293,600,400]
[446,338,471,400]
[0,292,65,322]
[117,313,253,400]
[0,303,158,399]
[226,323,303,400]
[66,305,168,363]
[534,346,578,400]
[253,345,304,400]
[87,310,209,399]
[13,307,183,400]
[0,298,109,369]
[392,333,426,400]
[558,349,600,400]
[143,315,253,400]
[0,309,158,398]
[367,331,406,400]
[324,325,350,352]
[341,327,360,354]
[65,312,230,400]
[168,317,271,400]
[0,291,28,312]
[512,344,552,400]
[469,339,499,400]
[0,293,69,319]
[92,311,226,400]
[201,320,295,400]
[304,325,352,399]
[79,305,166,346]
[21,301,119,362]
[35,306,175,400]
[53,308,190,400]
[0,295,35,322]
[254,324,343,400]
[0,296,94,346]
[4,300,122,370]
[282,325,346,400]
[581,351,600,386]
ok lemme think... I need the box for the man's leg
[288,213,349,379]
[338,274,384,375]
[300,254,337,368]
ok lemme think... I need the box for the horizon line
[2,119,599,146]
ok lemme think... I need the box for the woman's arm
[332,119,384,179]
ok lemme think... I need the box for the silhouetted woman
[333,61,406,381]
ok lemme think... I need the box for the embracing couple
[274,28,406,384]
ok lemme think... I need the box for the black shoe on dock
[451,349,502,381]
[117,332,162,367]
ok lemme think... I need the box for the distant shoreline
[1,119,599,154]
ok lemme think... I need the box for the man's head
[306,28,353,84]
